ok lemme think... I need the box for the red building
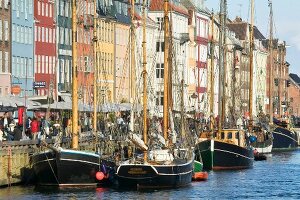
[34,0,56,98]
[195,11,209,111]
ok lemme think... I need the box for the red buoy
[96,171,105,181]
[192,172,208,181]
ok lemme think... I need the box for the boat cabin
[217,129,247,148]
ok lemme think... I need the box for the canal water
[1,149,300,200]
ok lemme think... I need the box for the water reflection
[0,149,299,199]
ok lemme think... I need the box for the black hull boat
[31,149,116,187]
[196,129,254,170]
[195,139,254,170]
[272,126,298,151]
[116,157,194,189]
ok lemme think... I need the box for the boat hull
[116,159,194,189]
[31,149,115,186]
[272,127,298,151]
[195,139,254,170]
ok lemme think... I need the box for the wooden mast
[129,0,136,132]
[249,0,254,130]
[72,0,79,149]
[210,11,215,131]
[130,0,136,100]
[268,0,274,124]
[218,0,226,137]
[163,0,170,140]
[93,0,98,145]
[142,0,148,160]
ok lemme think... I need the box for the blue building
[11,0,34,96]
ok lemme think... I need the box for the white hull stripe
[214,148,254,160]
[32,158,99,167]
[158,170,193,176]
[117,170,193,178]
[273,131,298,143]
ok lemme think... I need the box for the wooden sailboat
[116,0,194,189]
[31,0,115,186]
[195,0,254,170]
[266,0,298,151]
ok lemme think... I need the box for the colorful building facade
[34,0,56,97]
[0,0,11,96]
[56,0,72,93]
[76,0,94,105]
[11,0,34,96]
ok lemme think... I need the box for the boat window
[221,132,225,139]
[227,132,232,139]
[235,132,239,139]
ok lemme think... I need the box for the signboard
[33,81,46,88]
[11,85,21,95]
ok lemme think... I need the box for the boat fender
[96,171,105,181]
[249,136,257,143]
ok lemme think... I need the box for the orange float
[192,172,208,181]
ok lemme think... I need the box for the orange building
[76,0,94,105]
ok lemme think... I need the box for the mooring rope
[44,149,59,185]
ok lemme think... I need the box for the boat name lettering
[128,168,147,174]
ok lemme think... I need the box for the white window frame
[38,1,41,15]
[45,3,48,17]
[41,55,44,73]
[45,27,48,43]
[41,27,44,42]
[41,2,44,16]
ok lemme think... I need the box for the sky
[205,0,300,75]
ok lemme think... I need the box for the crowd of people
[0,112,63,142]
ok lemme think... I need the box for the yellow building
[95,18,115,103]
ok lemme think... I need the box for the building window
[60,27,63,44]
[37,55,40,73]
[20,0,24,12]
[65,28,68,45]
[45,56,48,74]
[24,26,28,44]
[42,27,45,42]
[20,26,24,43]
[35,26,37,42]
[24,0,28,19]
[38,1,41,15]
[156,63,164,79]
[49,4,52,18]
[4,52,9,73]
[38,26,41,42]
[4,0,9,9]
[16,26,19,42]
[156,17,164,31]
[49,28,52,43]
[41,2,44,16]
[29,0,33,14]
[28,58,33,77]
[45,3,48,17]
[16,2,20,17]
[156,42,165,52]
[4,22,10,41]
[45,27,48,43]
[156,92,164,106]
